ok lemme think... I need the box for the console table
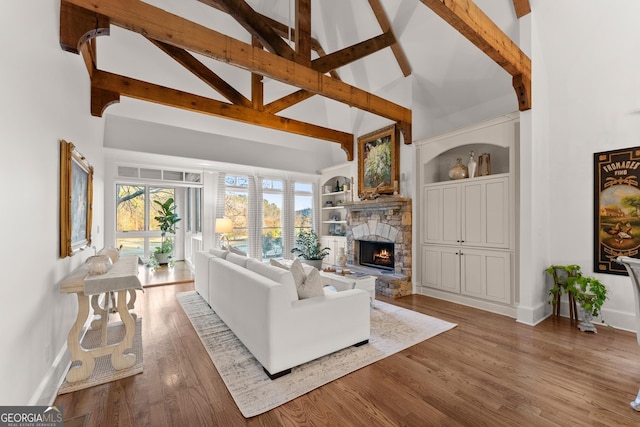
[59,255,142,383]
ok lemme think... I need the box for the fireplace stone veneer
[343,197,412,298]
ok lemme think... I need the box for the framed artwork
[60,139,93,258]
[357,124,399,197]
[594,146,640,275]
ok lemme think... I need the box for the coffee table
[319,270,376,306]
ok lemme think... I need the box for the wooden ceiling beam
[312,31,396,74]
[295,0,311,67]
[263,90,315,114]
[63,0,412,126]
[367,0,412,77]
[512,0,531,18]
[418,0,531,110]
[146,38,252,109]
[206,0,296,61]
[59,1,109,54]
[91,69,355,160]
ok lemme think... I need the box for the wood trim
[512,0,531,18]
[367,0,412,77]
[64,0,412,126]
[418,0,531,110]
[91,70,356,159]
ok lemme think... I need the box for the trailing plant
[153,198,181,255]
[567,275,608,319]
[291,229,330,261]
[545,264,581,307]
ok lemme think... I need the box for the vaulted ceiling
[60,0,530,171]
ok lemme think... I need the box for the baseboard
[29,343,71,406]
[417,287,517,318]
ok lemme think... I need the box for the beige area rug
[177,291,456,418]
[58,318,143,394]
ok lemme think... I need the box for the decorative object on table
[357,124,399,196]
[325,200,334,207]
[546,263,608,332]
[97,246,120,264]
[477,152,492,176]
[60,139,94,258]
[291,229,330,270]
[324,185,332,193]
[448,157,469,180]
[85,255,113,275]
[335,180,341,192]
[215,217,233,249]
[467,151,477,178]
[594,146,640,275]
[359,182,383,200]
[153,198,181,265]
[337,247,347,267]
[331,213,341,221]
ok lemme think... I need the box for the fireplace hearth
[359,241,394,271]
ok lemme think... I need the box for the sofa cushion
[271,258,323,299]
[209,248,228,259]
[246,258,298,302]
[228,245,247,256]
[226,252,248,267]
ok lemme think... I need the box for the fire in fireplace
[359,241,395,271]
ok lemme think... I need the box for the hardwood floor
[55,283,640,426]
[137,261,194,287]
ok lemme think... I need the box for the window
[224,175,249,254]
[185,187,202,233]
[262,179,283,259]
[115,184,175,259]
[294,182,313,233]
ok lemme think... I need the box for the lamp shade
[215,217,233,234]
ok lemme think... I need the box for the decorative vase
[337,247,347,267]
[86,255,113,275]
[302,259,323,270]
[467,151,477,178]
[449,158,469,180]
[478,153,492,176]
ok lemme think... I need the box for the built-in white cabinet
[320,236,347,268]
[318,164,353,268]
[422,175,510,249]
[416,114,518,317]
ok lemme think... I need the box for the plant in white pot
[566,273,608,333]
[291,229,330,270]
[153,198,181,266]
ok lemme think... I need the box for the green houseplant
[545,264,608,332]
[153,198,181,265]
[291,229,330,269]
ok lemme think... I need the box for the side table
[59,255,143,383]
[319,271,376,306]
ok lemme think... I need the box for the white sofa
[194,250,370,379]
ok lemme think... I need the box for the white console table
[59,255,142,383]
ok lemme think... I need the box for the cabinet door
[461,177,509,249]
[422,184,460,245]
[460,248,511,304]
[421,245,460,293]
[320,237,335,267]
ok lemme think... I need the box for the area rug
[177,291,456,417]
[58,318,143,394]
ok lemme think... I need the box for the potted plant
[291,229,330,269]
[567,274,608,333]
[153,197,181,265]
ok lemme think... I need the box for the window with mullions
[224,175,249,253]
[262,179,283,259]
[294,182,313,233]
[115,184,175,259]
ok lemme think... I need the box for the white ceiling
[100,0,521,172]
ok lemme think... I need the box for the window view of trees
[225,189,249,252]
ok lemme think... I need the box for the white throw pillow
[297,267,324,299]
[247,259,298,301]
[226,252,248,267]
[228,245,247,256]
[209,248,228,259]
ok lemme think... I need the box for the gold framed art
[357,124,399,197]
[60,139,93,258]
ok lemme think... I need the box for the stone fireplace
[343,197,412,298]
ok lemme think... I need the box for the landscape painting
[357,124,399,197]
[594,146,640,275]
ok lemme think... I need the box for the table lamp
[215,217,233,249]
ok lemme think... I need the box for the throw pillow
[297,267,324,299]
[209,248,228,259]
[288,259,307,289]
[226,252,248,267]
[228,245,247,256]
[247,259,298,301]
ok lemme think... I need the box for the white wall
[0,1,105,404]
[522,1,640,329]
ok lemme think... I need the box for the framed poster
[594,146,640,275]
[357,124,399,197]
[60,139,93,258]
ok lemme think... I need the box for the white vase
[467,151,477,178]
[337,247,347,267]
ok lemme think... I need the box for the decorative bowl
[97,246,120,264]
[86,255,113,275]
